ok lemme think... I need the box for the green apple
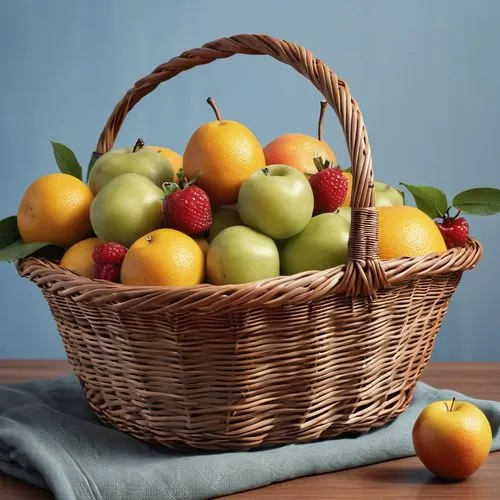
[90,173,164,247]
[89,143,173,194]
[206,226,280,285]
[337,207,352,224]
[208,206,243,242]
[237,165,314,240]
[281,212,350,275]
[374,181,404,207]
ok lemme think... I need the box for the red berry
[163,179,212,235]
[309,158,348,214]
[92,242,128,265]
[436,217,470,248]
[93,263,121,282]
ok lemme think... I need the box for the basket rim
[16,238,482,314]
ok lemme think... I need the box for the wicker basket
[17,34,482,451]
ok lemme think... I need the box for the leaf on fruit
[51,141,82,180]
[0,216,21,248]
[0,240,51,262]
[453,187,500,215]
[400,183,448,219]
[343,166,352,173]
[86,151,103,182]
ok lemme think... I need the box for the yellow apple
[412,398,492,480]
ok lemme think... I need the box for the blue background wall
[0,0,498,360]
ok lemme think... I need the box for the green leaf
[452,188,500,215]
[400,183,448,219]
[51,141,82,179]
[343,166,352,173]
[86,151,103,182]
[0,240,51,262]
[0,216,20,248]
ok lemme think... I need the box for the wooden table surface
[0,361,498,499]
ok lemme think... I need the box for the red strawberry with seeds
[309,157,348,214]
[436,215,469,249]
[163,169,212,235]
[92,242,127,282]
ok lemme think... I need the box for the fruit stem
[207,97,222,122]
[318,100,327,141]
[262,167,270,176]
[450,397,456,412]
[133,138,145,152]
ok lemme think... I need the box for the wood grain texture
[0,361,498,499]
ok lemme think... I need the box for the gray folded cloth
[0,374,499,500]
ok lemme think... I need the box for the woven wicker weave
[17,34,482,450]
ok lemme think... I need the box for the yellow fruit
[59,237,101,278]
[263,133,337,175]
[377,206,447,259]
[412,399,492,480]
[18,173,94,248]
[121,228,204,287]
[145,145,183,180]
[183,98,266,206]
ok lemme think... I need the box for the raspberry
[92,242,128,265]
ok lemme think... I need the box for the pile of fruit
[1,99,499,287]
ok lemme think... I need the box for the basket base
[50,271,457,451]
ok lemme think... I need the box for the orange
[377,205,447,259]
[121,228,204,287]
[263,133,337,175]
[412,399,492,480]
[145,145,183,180]
[183,102,265,206]
[17,173,94,248]
[341,171,353,207]
[59,237,101,278]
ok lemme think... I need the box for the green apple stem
[318,101,327,141]
[262,167,270,176]
[207,97,222,122]
[450,397,456,412]
[133,138,145,152]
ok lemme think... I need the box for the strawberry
[436,215,470,249]
[92,242,127,282]
[163,169,212,235]
[309,157,348,214]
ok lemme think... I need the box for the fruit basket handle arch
[95,33,388,297]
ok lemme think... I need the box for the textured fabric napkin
[0,374,499,500]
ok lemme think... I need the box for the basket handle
[94,34,388,297]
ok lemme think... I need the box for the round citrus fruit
[412,399,492,480]
[59,237,101,278]
[146,145,183,180]
[120,228,204,287]
[263,133,337,176]
[183,99,265,206]
[17,173,94,248]
[377,206,447,259]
